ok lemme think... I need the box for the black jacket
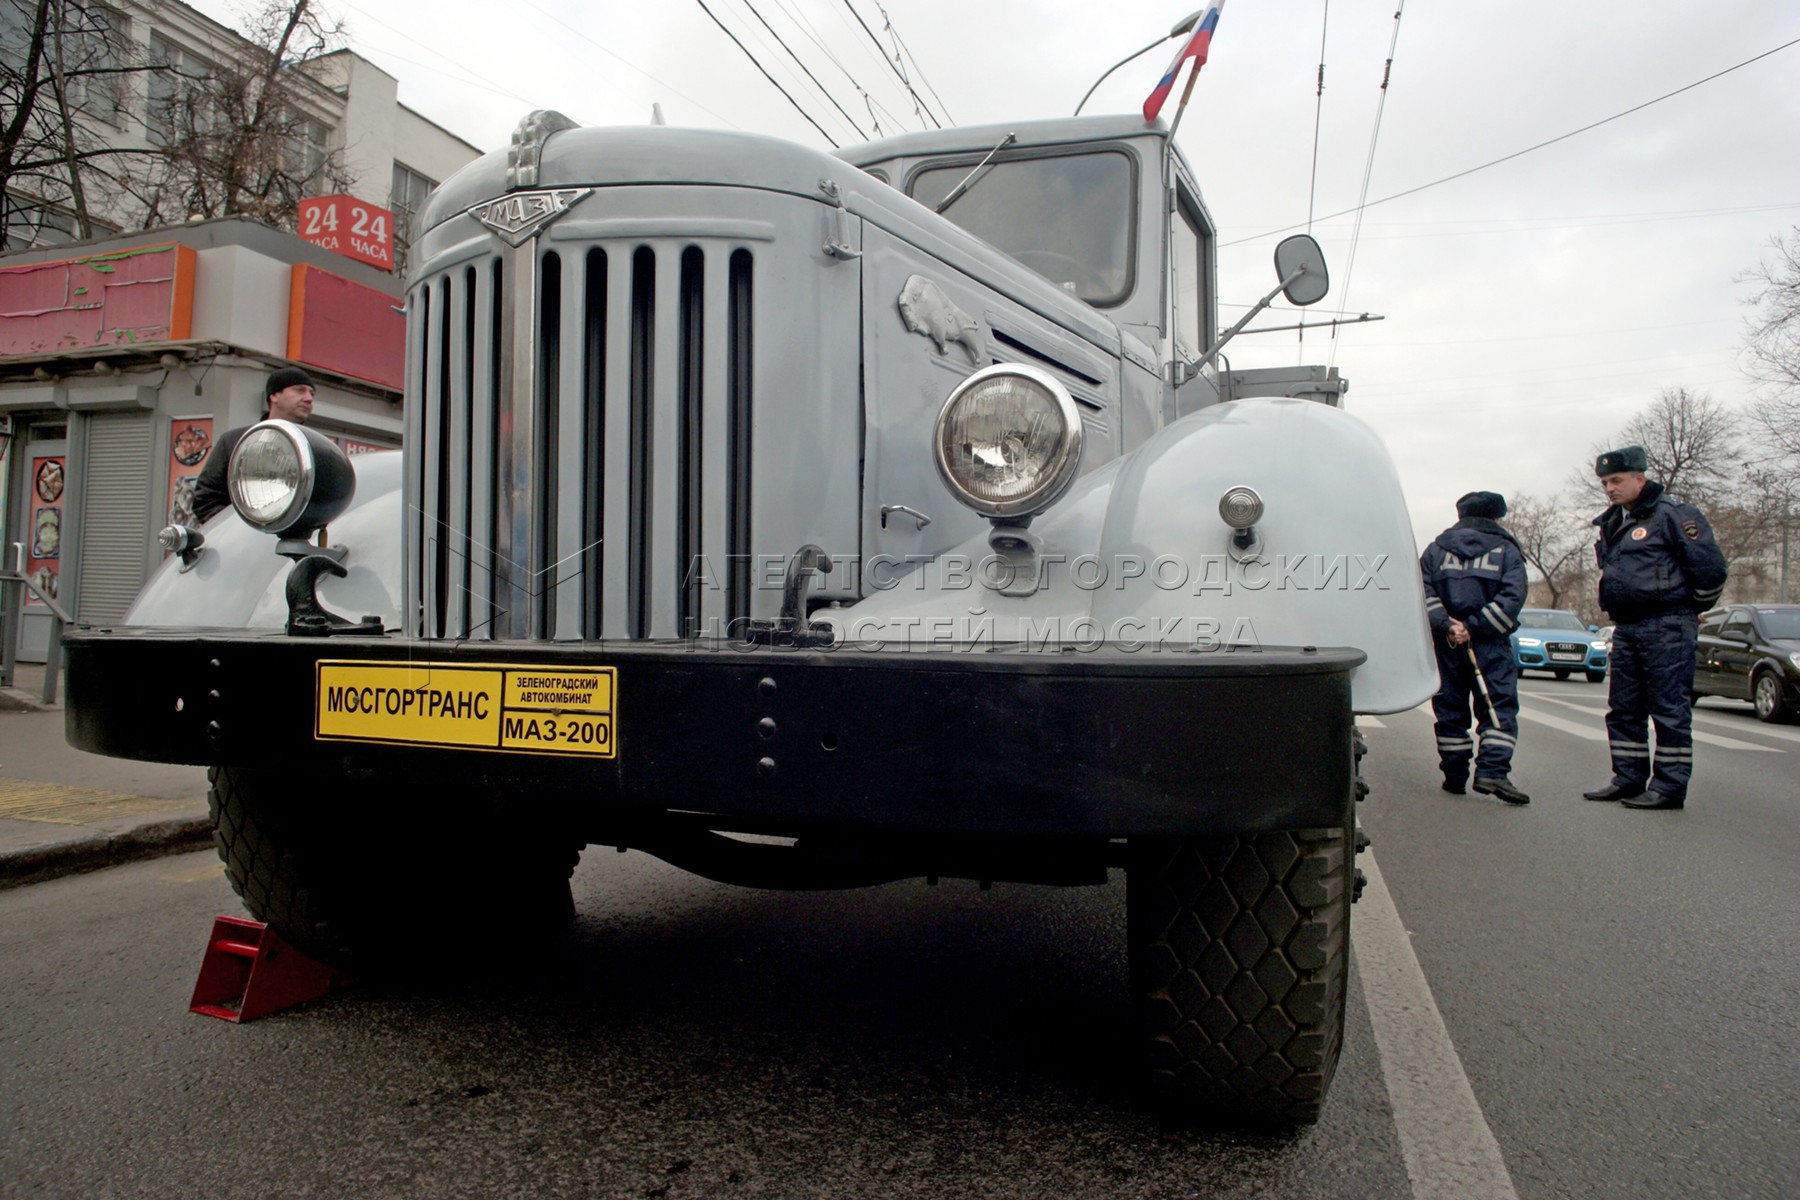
[1593,480,1727,622]
[190,425,251,524]
[1420,518,1528,643]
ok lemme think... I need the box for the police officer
[192,367,316,523]
[1582,446,1727,810]
[1421,491,1530,804]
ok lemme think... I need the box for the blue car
[1511,608,1610,681]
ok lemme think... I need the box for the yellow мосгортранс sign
[315,661,614,757]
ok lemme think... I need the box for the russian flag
[1143,2,1226,124]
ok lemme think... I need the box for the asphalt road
[1,675,1795,1199]
[1358,676,1800,1200]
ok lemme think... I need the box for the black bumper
[64,629,1362,838]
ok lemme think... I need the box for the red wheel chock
[189,915,348,1022]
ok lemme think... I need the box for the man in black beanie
[1582,445,1727,809]
[191,366,315,523]
[1420,491,1531,803]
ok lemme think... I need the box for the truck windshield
[909,150,1135,307]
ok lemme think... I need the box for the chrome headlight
[1516,638,1542,647]
[933,364,1083,520]
[228,420,355,535]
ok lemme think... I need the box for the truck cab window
[908,150,1135,307]
[1172,191,1207,361]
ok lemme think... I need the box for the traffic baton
[1466,644,1499,727]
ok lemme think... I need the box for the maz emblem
[468,187,592,246]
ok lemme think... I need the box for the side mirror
[1588,624,1598,632]
[1195,234,1332,371]
[1274,234,1329,307]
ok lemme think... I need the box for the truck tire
[208,766,580,970]
[1127,822,1352,1125]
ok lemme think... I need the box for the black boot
[1622,791,1684,810]
[1582,782,1644,802]
[1474,777,1530,805]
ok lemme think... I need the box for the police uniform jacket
[1592,480,1727,622]
[1420,518,1528,643]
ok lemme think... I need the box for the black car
[1694,604,1800,722]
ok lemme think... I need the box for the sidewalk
[0,664,213,888]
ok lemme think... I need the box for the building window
[390,162,436,277]
[146,32,215,147]
[0,189,115,249]
[57,5,129,126]
[282,114,330,182]
[0,3,128,126]
[2,190,78,248]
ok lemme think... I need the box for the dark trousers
[1606,611,1699,799]
[1432,637,1520,783]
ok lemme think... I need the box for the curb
[0,688,55,714]
[0,816,214,890]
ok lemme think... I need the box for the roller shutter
[77,412,152,623]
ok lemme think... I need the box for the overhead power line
[770,0,906,136]
[874,0,953,126]
[1306,0,1330,230]
[739,0,868,140]
[1329,0,1409,366]
[840,0,941,128]
[697,0,840,147]
[1227,35,1800,248]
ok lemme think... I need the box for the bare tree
[1504,492,1594,612]
[1612,387,1742,509]
[0,0,152,247]
[120,0,352,230]
[1740,226,1800,464]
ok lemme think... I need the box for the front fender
[123,452,404,629]
[818,399,1436,714]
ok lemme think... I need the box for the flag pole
[1161,60,1202,373]
[1164,58,1203,142]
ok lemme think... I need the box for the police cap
[1455,491,1507,519]
[1595,445,1648,476]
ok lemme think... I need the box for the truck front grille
[404,243,756,642]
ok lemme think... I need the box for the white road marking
[1515,707,1606,741]
[1520,693,1780,752]
[1692,707,1800,745]
[1354,852,1520,1200]
[1358,716,1388,729]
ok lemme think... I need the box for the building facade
[0,219,416,660]
[0,0,483,663]
[2,0,479,272]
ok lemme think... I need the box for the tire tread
[1128,825,1352,1124]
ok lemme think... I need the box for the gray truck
[66,111,1435,1124]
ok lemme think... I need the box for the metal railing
[0,541,74,705]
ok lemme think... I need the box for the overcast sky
[191,0,1800,547]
